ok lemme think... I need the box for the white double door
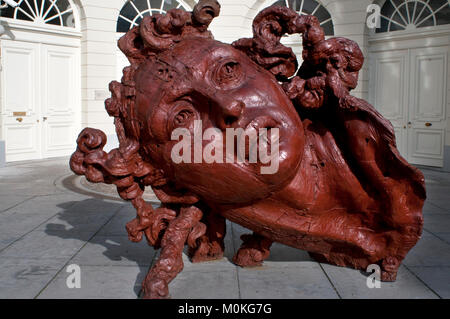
[1,39,80,162]
[370,46,448,167]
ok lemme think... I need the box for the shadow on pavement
[43,199,152,298]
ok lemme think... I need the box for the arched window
[271,0,334,35]
[117,0,193,32]
[0,0,76,28]
[377,0,450,33]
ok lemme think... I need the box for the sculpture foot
[381,270,398,282]
[380,256,400,282]
[188,212,226,263]
[233,233,272,267]
[190,240,224,263]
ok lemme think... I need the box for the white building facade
[0,0,449,170]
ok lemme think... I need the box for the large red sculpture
[70,0,425,299]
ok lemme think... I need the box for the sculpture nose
[219,100,244,129]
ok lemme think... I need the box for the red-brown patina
[70,0,425,299]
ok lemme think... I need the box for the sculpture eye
[214,60,243,89]
[169,99,198,133]
[173,109,194,127]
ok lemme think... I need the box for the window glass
[117,0,190,32]
[0,0,76,28]
[271,0,334,36]
[377,0,450,33]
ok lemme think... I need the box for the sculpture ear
[232,6,325,81]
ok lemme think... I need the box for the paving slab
[321,264,438,299]
[169,255,240,299]
[37,265,145,299]
[427,198,450,212]
[0,230,91,260]
[425,185,450,199]
[0,159,73,197]
[0,230,19,251]
[422,170,450,183]
[434,233,450,245]
[422,201,450,215]
[0,259,64,299]
[423,214,450,233]
[0,182,66,197]
[37,198,121,233]
[0,195,34,213]
[0,194,88,239]
[237,261,339,299]
[403,232,450,267]
[408,266,450,298]
[96,204,136,237]
[71,235,156,267]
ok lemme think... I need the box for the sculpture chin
[166,123,303,205]
[168,148,302,205]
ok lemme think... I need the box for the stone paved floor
[0,157,449,299]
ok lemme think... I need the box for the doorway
[0,0,81,162]
[1,39,80,161]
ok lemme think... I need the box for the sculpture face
[134,38,305,204]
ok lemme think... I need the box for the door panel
[47,53,72,111]
[370,50,409,157]
[413,52,446,119]
[4,123,39,156]
[408,129,444,166]
[41,44,80,158]
[0,40,41,161]
[408,47,447,167]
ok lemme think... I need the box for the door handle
[425,122,432,127]
[16,117,23,122]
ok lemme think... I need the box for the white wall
[79,0,123,136]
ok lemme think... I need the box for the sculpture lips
[243,116,280,161]
[244,116,279,133]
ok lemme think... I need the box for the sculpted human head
[133,38,304,204]
[102,3,342,205]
